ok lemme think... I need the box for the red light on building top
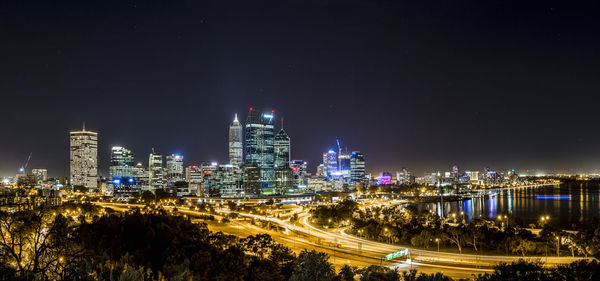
[249,107,253,111]
[271,109,275,113]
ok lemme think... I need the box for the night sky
[2,0,600,177]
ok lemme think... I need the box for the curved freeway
[93,202,593,279]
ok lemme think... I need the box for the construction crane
[19,152,32,174]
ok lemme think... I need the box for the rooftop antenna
[234,113,238,122]
[82,121,86,131]
[152,147,155,154]
[281,116,284,130]
[336,137,342,168]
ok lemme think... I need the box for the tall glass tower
[350,151,366,183]
[326,149,338,177]
[274,123,290,169]
[245,108,275,193]
[109,146,134,189]
[274,119,291,193]
[228,114,243,166]
[148,151,163,192]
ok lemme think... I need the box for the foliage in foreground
[1,207,600,281]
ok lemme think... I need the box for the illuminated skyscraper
[166,154,184,185]
[274,121,290,169]
[350,151,365,183]
[245,108,275,193]
[321,153,328,176]
[229,114,243,166]
[148,151,163,192]
[274,120,291,193]
[326,149,338,177]
[109,146,134,189]
[132,163,148,189]
[69,124,98,190]
[338,153,351,178]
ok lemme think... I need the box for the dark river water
[418,183,600,228]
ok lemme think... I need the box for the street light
[435,238,440,252]
[556,236,560,256]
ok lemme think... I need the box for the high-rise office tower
[229,114,243,166]
[326,149,338,177]
[166,154,184,185]
[338,153,351,178]
[132,163,148,189]
[274,119,290,169]
[451,165,460,182]
[70,124,98,190]
[245,108,275,193]
[186,165,203,195]
[350,151,365,183]
[321,153,328,176]
[109,146,134,185]
[274,119,291,193]
[148,151,163,191]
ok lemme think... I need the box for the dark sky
[2,0,600,177]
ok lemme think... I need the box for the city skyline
[4,115,600,179]
[3,1,600,177]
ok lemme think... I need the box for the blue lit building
[326,149,338,177]
[245,108,275,194]
[109,146,135,191]
[350,151,365,184]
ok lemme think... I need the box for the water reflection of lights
[488,194,497,219]
[536,195,572,200]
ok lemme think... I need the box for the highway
[93,201,593,279]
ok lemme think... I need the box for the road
[93,202,593,279]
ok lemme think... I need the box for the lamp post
[435,238,440,252]
[556,236,560,256]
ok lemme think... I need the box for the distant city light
[536,195,571,200]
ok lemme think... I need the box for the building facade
[109,146,134,190]
[326,149,338,177]
[69,124,98,190]
[148,152,163,192]
[245,108,275,193]
[229,114,243,166]
[165,154,184,185]
[350,151,365,184]
[31,169,48,183]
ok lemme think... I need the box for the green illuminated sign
[385,249,409,261]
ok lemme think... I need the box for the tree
[358,265,399,281]
[289,250,335,281]
[465,221,487,252]
[338,264,356,281]
[140,190,155,203]
[475,260,550,281]
[446,225,465,254]
[415,272,453,281]
[553,260,600,281]
[72,185,88,193]
[0,209,82,280]
[512,239,536,257]
[154,188,171,200]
